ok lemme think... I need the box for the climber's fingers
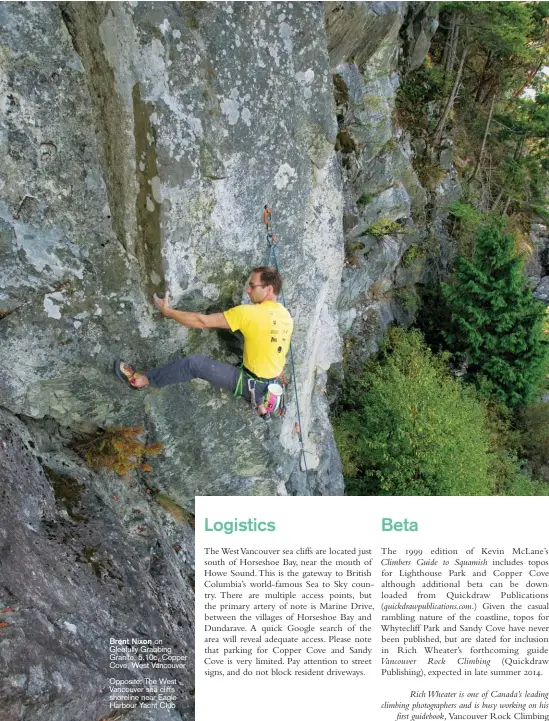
[152,291,170,314]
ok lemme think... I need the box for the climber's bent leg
[144,354,241,394]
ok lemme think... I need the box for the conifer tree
[442,224,549,406]
[334,328,494,496]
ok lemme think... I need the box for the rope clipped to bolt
[262,205,308,479]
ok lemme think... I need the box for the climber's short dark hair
[252,266,283,296]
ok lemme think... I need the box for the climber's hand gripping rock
[152,292,171,316]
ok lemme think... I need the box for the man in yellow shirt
[115,267,293,414]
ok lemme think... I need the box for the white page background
[196,496,549,720]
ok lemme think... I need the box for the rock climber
[115,266,293,415]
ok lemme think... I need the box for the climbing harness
[247,377,285,416]
[233,363,286,419]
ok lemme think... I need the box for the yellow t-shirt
[224,301,294,379]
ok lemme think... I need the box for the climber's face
[245,272,269,304]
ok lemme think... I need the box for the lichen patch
[43,292,67,320]
[279,22,293,54]
[274,163,297,190]
[220,96,240,125]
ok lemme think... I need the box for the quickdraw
[263,205,278,250]
[234,363,287,420]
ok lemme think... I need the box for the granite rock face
[0,1,344,498]
[0,410,195,721]
[0,2,446,718]
[326,1,437,358]
[400,2,439,73]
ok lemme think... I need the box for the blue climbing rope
[263,206,309,478]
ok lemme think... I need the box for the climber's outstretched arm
[152,293,230,330]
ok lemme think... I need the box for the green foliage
[477,396,544,495]
[393,287,421,314]
[396,61,447,134]
[348,240,366,252]
[449,201,482,225]
[533,206,549,225]
[412,155,447,191]
[415,282,455,353]
[356,191,374,208]
[490,451,549,496]
[516,403,549,467]
[467,2,533,60]
[449,200,483,232]
[77,426,163,476]
[440,2,538,69]
[333,327,495,496]
[500,94,549,209]
[442,223,549,407]
[419,2,549,216]
[401,243,426,267]
[364,218,404,237]
[448,201,484,256]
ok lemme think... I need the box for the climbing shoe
[114,359,147,389]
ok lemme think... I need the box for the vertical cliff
[0,2,345,498]
[326,2,442,365]
[0,411,195,721]
[0,3,448,718]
